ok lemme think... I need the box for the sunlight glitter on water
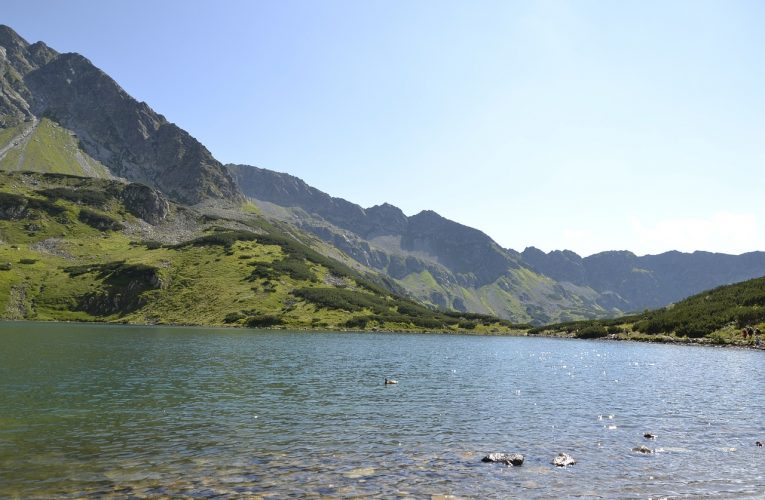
[0,322,764,498]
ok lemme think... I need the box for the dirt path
[0,117,39,165]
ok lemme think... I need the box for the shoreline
[529,329,765,351]
[2,317,764,350]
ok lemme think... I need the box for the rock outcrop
[120,183,170,224]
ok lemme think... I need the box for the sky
[3,1,765,256]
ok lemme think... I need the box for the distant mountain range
[521,247,765,312]
[1,24,764,326]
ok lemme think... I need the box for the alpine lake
[1,321,763,498]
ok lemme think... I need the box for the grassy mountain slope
[0,118,110,177]
[0,171,522,333]
[532,276,765,346]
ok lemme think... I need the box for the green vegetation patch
[77,208,124,231]
[39,187,111,208]
[632,277,765,338]
[63,261,162,316]
[0,192,65,219]
[178,229,260,249]
[248,256,316,282]
[293,287,390,314]
[0,118,110,177]
[534,276,765,343]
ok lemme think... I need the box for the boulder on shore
[552,453,576,467]
[482,452,524,466]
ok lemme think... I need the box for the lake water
[1,322,764,498]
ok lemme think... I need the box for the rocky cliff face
[521,247,765,311]
[0,25,242,205]
[226,163,610,324]
[227,163,518,287]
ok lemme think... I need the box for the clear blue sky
[4,1,765,256]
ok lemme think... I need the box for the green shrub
[224,312,246,323]
[142,240,163,250]
[78,208,124,231]
[293,287,389,313]
[245,315,283,328]
[345,316,370,329]
[39,187,111,207]
[270,257,315,281]
[575,325,608,339]
[178,229,259,249]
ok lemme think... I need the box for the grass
[0,119,110,177]
[0,123,24,147]
[241,200,261,214]
[0,171,524,334]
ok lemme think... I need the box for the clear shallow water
[1,322,764,498]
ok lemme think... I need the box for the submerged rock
[632,445,653,454]
[481,453,524,466]
[552,453,576,467]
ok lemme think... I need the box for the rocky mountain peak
[0,26,243,205]
[0,25,28,50]
[365,203,407,236]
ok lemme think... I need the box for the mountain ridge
[228,162,617,323]
[521,246,765,312]
[0,25,242,205]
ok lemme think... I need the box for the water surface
[1,322,764,498]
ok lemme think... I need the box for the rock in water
[552,453,576,467]
[481,453,524,466]
[756,441,763,447]
[632,445,653,454]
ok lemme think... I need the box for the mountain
[228,163,614,324]
[520,247,765,312]
[0,170,522,332]
[533,274,765,346]
[4,24,764,328]
[0,25,242,205]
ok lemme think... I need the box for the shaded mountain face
[521,247,765,312]
[0,25,242,205]
[227,163,612,324]
[228,164,518,286]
